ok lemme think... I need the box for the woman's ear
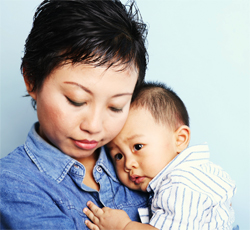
[23,70,37,100]
[175,125,190,154]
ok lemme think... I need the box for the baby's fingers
[87,201,104,217]
[85,219,100,230]
[83,207,99,225]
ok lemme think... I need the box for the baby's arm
[83,201,156,230]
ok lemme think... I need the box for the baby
[84,82,236,230]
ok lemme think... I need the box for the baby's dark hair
[131,82,189,129]
[21,0,148,109]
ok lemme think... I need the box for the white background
[0,0,249,228]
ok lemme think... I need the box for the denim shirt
[0,123,149,229]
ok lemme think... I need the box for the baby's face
[107,107,178,192]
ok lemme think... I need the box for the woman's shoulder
[1,145,28,167]
[0,145,39,181]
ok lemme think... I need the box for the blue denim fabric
[0,123,149,229]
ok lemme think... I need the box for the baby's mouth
[130,175,145,184]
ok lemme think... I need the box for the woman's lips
[73,139,98,150]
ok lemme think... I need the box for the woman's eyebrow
[112,92,133,98]
[64,81,92,94]
[64,81,133,97]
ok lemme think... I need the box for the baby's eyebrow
[107,144,116,152]
[127,134,144,141]
[107,146,113,151]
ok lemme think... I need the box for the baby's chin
[123,181,149,193]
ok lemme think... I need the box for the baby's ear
[175,125,190,154]
[23,68,37,100]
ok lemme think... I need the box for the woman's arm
[83,201,157,230]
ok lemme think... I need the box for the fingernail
[83,208,87,213]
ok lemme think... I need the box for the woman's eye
[110,107,123,113]
[66,97,85,107]
[134,144,143,151]
[114,153,123,161]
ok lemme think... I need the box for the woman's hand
[83,201,132,230]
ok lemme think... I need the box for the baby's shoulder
[158,162,235,199]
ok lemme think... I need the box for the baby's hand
[83,201,131,230]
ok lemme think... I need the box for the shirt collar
[24,123,119,184]
[96,146,120,183]
[147,144,210,192]
[24,123,76,183]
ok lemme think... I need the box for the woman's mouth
[73,139,98,150]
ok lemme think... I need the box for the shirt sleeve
[149,183,234,230]
[149,184,213,230]
[0,171,76,230]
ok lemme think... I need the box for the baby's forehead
[128,105,176,131]
[128,106,148,117]
[128,106,155,122]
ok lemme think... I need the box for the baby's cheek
[117,171,129,186]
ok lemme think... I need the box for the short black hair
[21,0,148,109]
[131,81,189,129]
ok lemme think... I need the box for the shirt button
[96,166,102,173]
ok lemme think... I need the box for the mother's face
[25,63,138,163]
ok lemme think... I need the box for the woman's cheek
[107,115,128,141]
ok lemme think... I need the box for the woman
[0,0,149,229]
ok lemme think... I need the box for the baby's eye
[133,144,143,151]
[114,153,123,161]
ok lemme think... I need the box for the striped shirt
[138,144,236,230]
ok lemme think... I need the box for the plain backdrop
[0,0,249,229]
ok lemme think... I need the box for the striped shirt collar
[147,144,210,192]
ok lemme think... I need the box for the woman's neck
[80,149,101,191]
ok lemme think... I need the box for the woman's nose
[80,107,103,134]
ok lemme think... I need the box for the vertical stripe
[178,187,185,230]
[193,193,201,230]
[168,187,178,230]
[167,189,173,216]
[186,191,193,229]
